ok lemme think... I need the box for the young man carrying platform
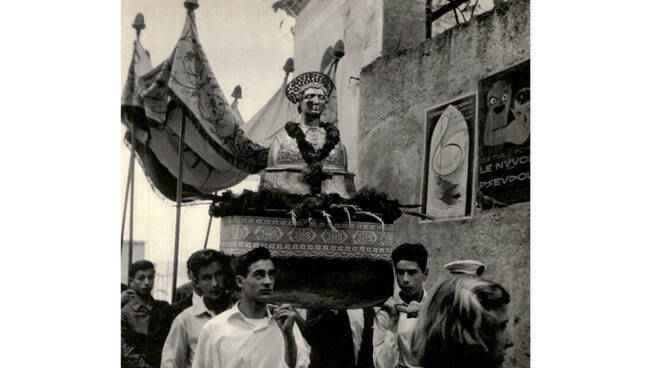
[161,250,233,368]
[192,247,309,368]
[373,243,430,368]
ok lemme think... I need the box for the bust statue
[259,71,356,198]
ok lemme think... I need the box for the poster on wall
[478,60,530,207]
[421,94,477,221]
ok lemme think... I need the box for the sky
[120,0,295,271]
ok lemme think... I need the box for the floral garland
[285,121,340,195]
[208,187,406,224]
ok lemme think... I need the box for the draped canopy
[121,11,268,202]
[121,8,343,202]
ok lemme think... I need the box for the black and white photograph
[8,0,660,367]
[118,1,529,367]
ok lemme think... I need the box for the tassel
[343,207,352,226]
[330,204,356,225]
[356,210,385,231]
[289,210,297,227]
[321,211,338,232]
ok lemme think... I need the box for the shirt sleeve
[191,323,214,368]
[372,308,398,368]
[160,314,188,368]
[293,323,310,368]
[121,309,153,368]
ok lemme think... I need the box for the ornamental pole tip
[332,40,345,60]
[184,0,199,10]
[283,58,295,73]
[231,85,242,99]
[132,13,145,33]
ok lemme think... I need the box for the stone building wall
[357,1,530,367]
[382,0,426,54]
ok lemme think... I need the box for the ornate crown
[285,71,335,103]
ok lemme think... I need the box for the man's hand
[273,304,296,336]
[395,300,421,318]
[121,289,135,307]
[273,304,299,368]
[380,297,398,320]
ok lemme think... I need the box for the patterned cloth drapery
[121,10,269,201]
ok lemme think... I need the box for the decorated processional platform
[121,0,427,309]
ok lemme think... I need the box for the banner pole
[203,214,212,250]
[126,12,144,266]
[121,141,134,253]
[172,112,186,303]
[128,125,136,267]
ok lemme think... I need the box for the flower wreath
[285,121,340,195]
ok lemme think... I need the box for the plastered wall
[357,1,530,366]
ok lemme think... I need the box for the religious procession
[120,1,529,367]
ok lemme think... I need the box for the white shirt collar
[190,296,216,317]
[228,301,274,322]
[393,288,428,305]
[192,291,204,307]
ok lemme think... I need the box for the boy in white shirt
[373,243,429,368]
[161,250,233,368]
[192,247,309,368]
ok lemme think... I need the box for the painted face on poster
[478,60,530,206]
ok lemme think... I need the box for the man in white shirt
[161,250,233,368]
[192,247,309,368]
[172,251,209,317]
[373,243,429,368]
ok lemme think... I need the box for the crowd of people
[121,243,513,368]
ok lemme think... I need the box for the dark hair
[233,247,272,277]
[187,250,206,272]
[412,275,510,368]
[391,243,428,272]
[188,249,230,279]
[129,260,155,279]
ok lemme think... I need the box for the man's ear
[235,275,245,289]
[191,275,200,290]
[423,268,429,280]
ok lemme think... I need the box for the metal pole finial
[283,57,294,74]
[332,40,345,60]
[231,85,242,99]
[184,0,199,10]
[132,13,145,38]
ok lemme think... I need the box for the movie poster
[421,95,477,221]
[478,60,530,206]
